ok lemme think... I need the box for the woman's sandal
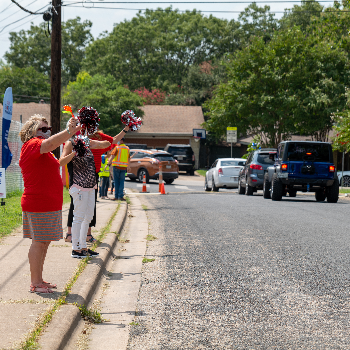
[64,233,72,242]
[86,235,96,243]
[42,281,57,289]
[30,284,54,294]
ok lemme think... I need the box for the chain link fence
[0,119,24,195]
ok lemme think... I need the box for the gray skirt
[23,211,63,242]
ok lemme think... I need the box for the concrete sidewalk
[0,197,128,350]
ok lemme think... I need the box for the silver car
[204,158,246,191]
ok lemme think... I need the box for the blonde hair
[19,114,48,143]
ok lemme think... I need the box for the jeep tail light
[329,165,335,172]
[192,154,195,162]
[250,164,263,170]
[218,168,223,175]
[281,163,288,171]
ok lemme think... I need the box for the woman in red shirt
[19,114,81,294]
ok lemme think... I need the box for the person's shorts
[23,211,62,242]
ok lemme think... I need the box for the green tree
[164,62,226,106]
[279,0,323,32]
[62,71,144,135]
[237,3,278,44]
[204,27,350,147]
[82,8,240,91]
[0,65,50,102]
[5,17,93,86]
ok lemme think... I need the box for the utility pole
[50,0,62,159]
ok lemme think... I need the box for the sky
[0,0,335,63]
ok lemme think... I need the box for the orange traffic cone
[142,175,147,193]
[160,182,166,195]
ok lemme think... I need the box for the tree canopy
[62,71,144,135]
[204,26,350,147]
[5,17,93,86]
[0,64,50,103]
[82,8,240,91]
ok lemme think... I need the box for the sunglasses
[38,127,52,133]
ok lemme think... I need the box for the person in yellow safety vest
[99,150,111,199]
[108,137,130,201]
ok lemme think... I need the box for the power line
[63,4,344,12]
[10,0,46,14]
[0,4,48,34]
[1,0,41,22]
[62,0,334,2]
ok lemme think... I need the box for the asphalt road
[127,188,350,349]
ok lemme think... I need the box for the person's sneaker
[71,250,87,259]
[87,249,99,257]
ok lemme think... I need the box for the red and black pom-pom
[73,135,89,157]
[121,110,142,131]
[77,106,100,135]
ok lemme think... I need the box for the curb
[38,202,128,350]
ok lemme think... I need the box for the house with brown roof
[0,102,50,125]
[125,105,206,169]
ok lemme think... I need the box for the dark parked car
[264,141,339,202]
[164,144,195,175]
[238,148,277,195]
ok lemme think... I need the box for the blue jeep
[264,141,339,202]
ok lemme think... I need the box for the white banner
[0,168,6,198]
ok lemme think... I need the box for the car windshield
[257,153,275,165]
[153,153,175,161]
[167,147,191,156]
[221,160,245,166]
[286,143,331,162]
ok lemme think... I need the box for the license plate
[177,156,183,160]
[231,176,238,181]
[166,165,171,169]
[278,173,288,178]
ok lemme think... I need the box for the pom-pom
[77,106,100,135]
[73,135,89,157]
[121,110,142,131]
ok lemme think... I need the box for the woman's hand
[68,117,82,135]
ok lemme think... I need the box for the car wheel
[211,176,219,192]
[238,179,245,194]
[138,168,149,183]
[289,189,297,197]
[204,177,211,192]
[245,179,254,196]
[190,168,195,176]
[263,173,271,199]
[342,175,350,187]
[164,179,174,185]
[271,174,283,201]
[327,179,339,203]
[315,189,326,202]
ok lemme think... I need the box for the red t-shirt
[90,132,114,173]
[19,138,63,212]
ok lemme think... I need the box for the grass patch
[141,204,148,211]
[126,196,131,204]
[0,190,23,239]
[0,188,71,240]
[340,188,350,193]
[129,321,139,326]
[146,234,157,241]
[196,169,207,177]
[142,257,155,263]
[76,303,104,324]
